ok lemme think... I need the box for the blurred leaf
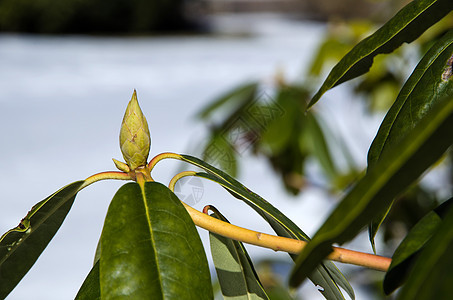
[383,197,453,295]
[198,82,259,178]
[259,87,304,155]
[368,29,453,250]
[100,182,212,299]
[0,180,84,299]
[179,155,354,300]
[75,261,100,300]
[355,70,401,112]
[255,260,294,300]
[257,85,341,193]
[259,86,308,194]
[198,82,258,121]
[397,202,453,299]
[200,83,342,193]
[304,114,338,180]
[208,206,269,300]
[308,21,376,77]
[203,133,238,177]
[308,0,453,108]
[289,93,453,287]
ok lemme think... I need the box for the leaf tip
[307,91,322,110]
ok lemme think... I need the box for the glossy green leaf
[397,202,453,299]
[308,0,453,108]
[289,94,453,287]
[179,155,354,300]
[368,29,453,250]
[100,182,212,299]
[0,180,84,299]
[208,206,269,300]
[75,261,100,300]
[383,197,453,295]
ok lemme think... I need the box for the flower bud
[119,90,151,170]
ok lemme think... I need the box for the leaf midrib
[140,183,165,299]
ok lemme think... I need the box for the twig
[185,203,390,271]
[168,170,391,272]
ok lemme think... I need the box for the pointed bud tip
[112,158,131,173]
[119,90,151,170]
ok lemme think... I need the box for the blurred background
[1,0,452,299]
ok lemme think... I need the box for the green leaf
[368,29,453,249]
[178,155,354,300]
[397,202,453,299]
[289,93,453,287]
[0,180,84,299]
[208,206,269,300]
[383,197,453,295]
[99,182,212,299]
[75,261,100,300]
[308,0,453,108]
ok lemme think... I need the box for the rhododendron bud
[118,90,151,170]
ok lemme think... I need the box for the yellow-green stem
[148,152,182,171]
[168,170,197,190]
[168,171,391,272]
[82,171,132,190]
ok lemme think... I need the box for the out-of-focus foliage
[309,14,453,113]
[198,12,453,197]
[308,0,453,109]
[198,81,358,194]
[255,260,294,300]
[0,0,192,33]
[308,20,407,112]
[198,2,453,298]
